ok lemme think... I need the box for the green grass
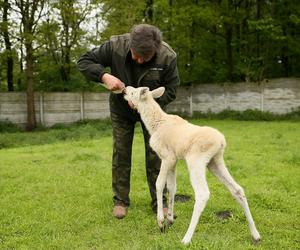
[0,119,299,249]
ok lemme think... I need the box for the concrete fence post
[223,84,227,110]
[189,85,193,117]
[39,92,44,125]
[260,81,264,112]
[80,92,84,120]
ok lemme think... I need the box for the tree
[33,0,101,91]
[100,0,146,41]
[0,0,299,96]
[44,1,92,87]
[153,0,300,83]
[144,0,153,23]
[15,0,46,130]
[0,0,14,91]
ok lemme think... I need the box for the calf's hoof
[252,231,261,245]
[157,218,166,233]
[181,238,191,245]
[159,222,167,233]
[167,219,174,228]
[252,236,261,245]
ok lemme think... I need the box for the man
[77,24,180,219]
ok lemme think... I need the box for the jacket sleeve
[77,41,112,82]
[157,57,180,107]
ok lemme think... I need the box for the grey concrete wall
[0,78,299,127]
[0,92,110,127]
[167,78,300,115]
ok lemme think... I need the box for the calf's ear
[139,87,149,100]
[151,87,165,99]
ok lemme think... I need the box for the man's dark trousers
[110,112,166,211]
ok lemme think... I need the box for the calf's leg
[209,154,261,242]
[156,158,176,231]
[167,167,176,224]
[181,156,210,245]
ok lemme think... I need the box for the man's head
[129,24,162,64]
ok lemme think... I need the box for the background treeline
[1,0,300,92]
[0,0,300,129]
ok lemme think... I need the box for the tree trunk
[61,11,71,88]
[224,22,234,82]
[16,0,45,130]
[61,46,71,90]
[241,0,250,56]
[256,0,261,58]
[25,42,36,131]
[256,0,265,81]
[64,48,71,81]
[144,0,153,23]
[3,0,14,91]
[280,1,289,77]
[17,42,24,88]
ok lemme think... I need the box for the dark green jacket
[77,34,180,120]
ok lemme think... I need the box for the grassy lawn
[0,119,299,249]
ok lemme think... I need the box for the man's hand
[101,73,125,92]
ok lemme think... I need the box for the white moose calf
[123,86,261,245]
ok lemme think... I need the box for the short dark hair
[129,24,162,58]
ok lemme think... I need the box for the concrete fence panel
[0,92,27,124]
[42,92,81,126]
[224,83,262,112]
[191,84,226,113]
[263,78,300,114]
[83,92,110,120]
[166,86,191,115]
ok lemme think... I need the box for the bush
[193,108,300,121]
[0,120,23,133]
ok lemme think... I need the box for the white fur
[124,86,261,245]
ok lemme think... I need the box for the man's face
[130,49,154,64]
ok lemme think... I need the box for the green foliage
[150,0,300,83]
[33,54,91,91]
[0,120,22,133]
[32,0,98,91]
[99,0,147,41]
[0,1,300,90]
